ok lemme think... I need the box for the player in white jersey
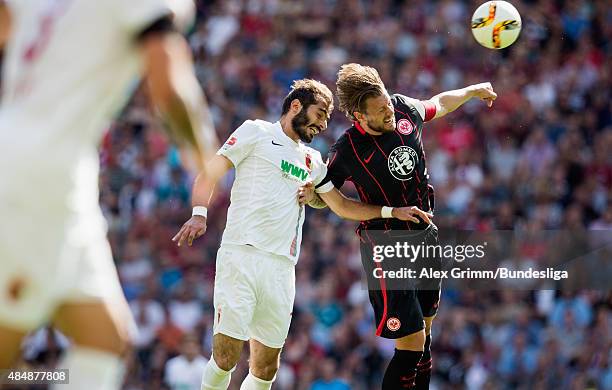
[0,1,217,388]
[172,79,433,390]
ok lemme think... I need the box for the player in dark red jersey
[314,63,497,389]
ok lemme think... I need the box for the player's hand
[298,182,315,205]
[470,82,497,107]
[172,215,207,247]
[392,206,434,224]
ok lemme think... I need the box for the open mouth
[309,126,321,135]
[384,118,394,125]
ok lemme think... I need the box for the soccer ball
[471,1,522,49]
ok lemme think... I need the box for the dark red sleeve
[422,100,437,122]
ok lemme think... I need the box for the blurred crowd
[8,0,612,389]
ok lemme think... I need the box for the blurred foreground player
[316,64,496,389]
[173,79,432,390]
[0,1,216,389]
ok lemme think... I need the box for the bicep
[207,154,233,178]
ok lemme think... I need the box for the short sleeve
[111,0,194,35]
[394,94,437,122]
[316,142,350,191]
[216,121,259,167]
[309,151,334,194]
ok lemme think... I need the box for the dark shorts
[359,224,442,339]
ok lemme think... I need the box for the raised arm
[0,1,11,49]
[318,188,432,224]
[140,24,218,174]
[172,154,232,246]
[427,82,497,119]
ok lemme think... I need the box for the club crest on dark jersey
[396,119,414,135]
[388,146,418,180]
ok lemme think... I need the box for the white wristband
[192,206,208,218]
[381,206,394,219]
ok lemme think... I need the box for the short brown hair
[336,63,386,120]
[281,79,334,115]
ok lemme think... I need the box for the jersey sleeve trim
[136,15,176,42]
[216,148,238,167]
[315,181,334,194]
[422,100,437,122]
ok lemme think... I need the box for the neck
[280,115,300,142]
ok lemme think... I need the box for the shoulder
[330,128,354,152]
[302,145,324,163]
[392,94,425,121]
[235,119,271,138]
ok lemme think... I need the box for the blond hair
[336,63,386,120]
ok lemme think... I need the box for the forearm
[0,2,11,49]
[307,193,328,209]
[429,86,475,118]
[337,198,382,221]
[320,190,382,221]
[191,155,231,208]
[144,34,218,172]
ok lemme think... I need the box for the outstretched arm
[172,154,232,246]
[140,25,218,174]
[427,82,497,119]
[0,2,11,49]
[318,188,432,224]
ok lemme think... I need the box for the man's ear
[291,99,303,115]
[353,111,364,122]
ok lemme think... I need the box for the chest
[349,131,424,182]
[252,140,316,185]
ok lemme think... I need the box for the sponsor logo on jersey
[221,136,238,152]
[397,119,414,135]
[388,146,418,180]
[281,160,309,181]
[387,317,401,331]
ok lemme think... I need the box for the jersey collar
[275,121,300,147]
[354,121,367,135]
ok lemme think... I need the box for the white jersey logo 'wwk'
[217,120,333,263]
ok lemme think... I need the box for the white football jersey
[0,0,192,233]
[217,120,334,263]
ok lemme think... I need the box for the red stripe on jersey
[363,229,388,337]
[369,136,391,230]
[423,100,437,122]
[371,136,388,159]
[348,132,392,205]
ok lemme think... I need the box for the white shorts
[0,209,127,331]
[213,244,295,349]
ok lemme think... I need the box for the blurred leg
[0,325,27,368]
[50,300,132,390]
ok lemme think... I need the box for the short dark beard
[291,108,314,143]
[367,117,390,134]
